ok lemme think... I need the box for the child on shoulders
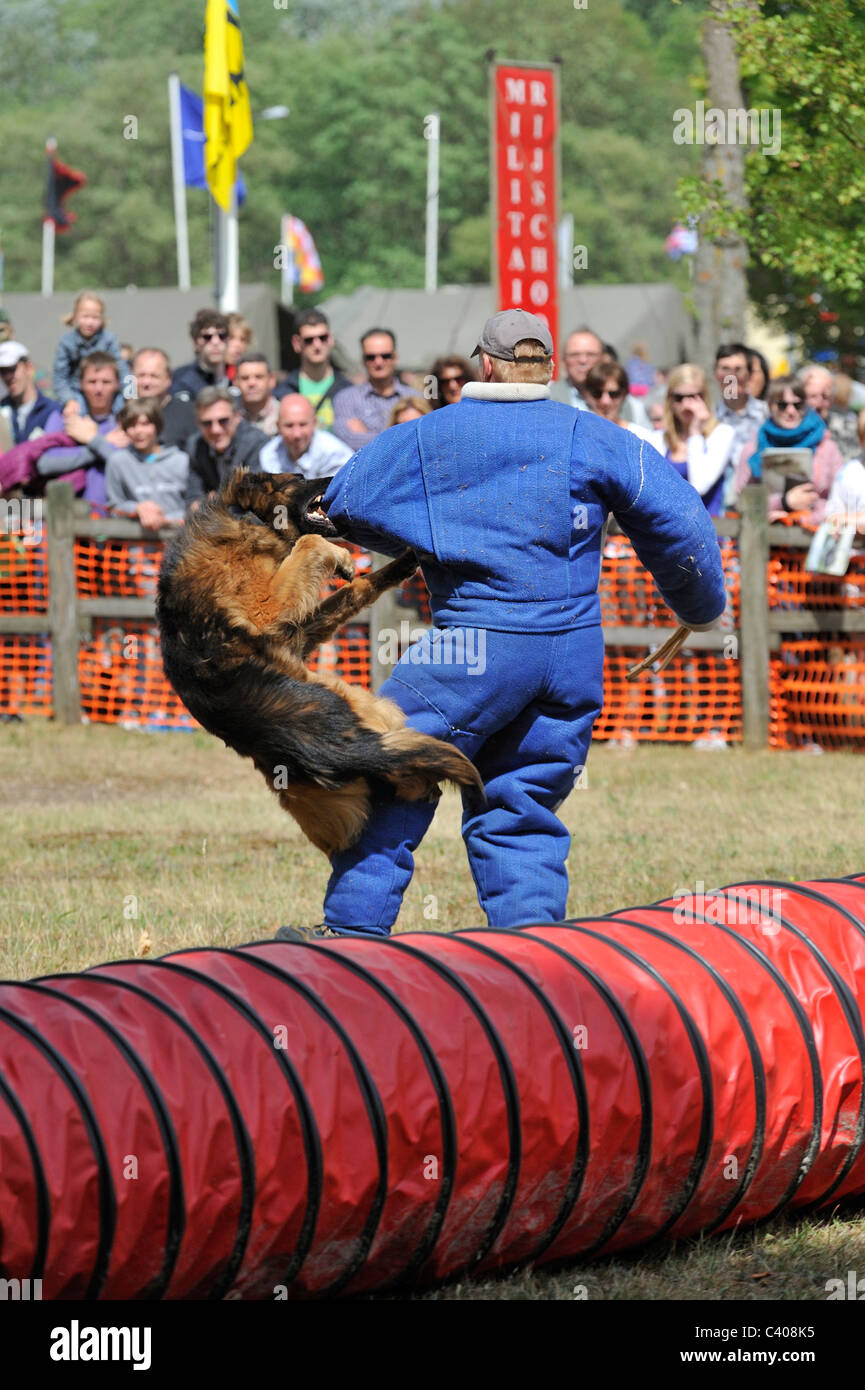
[53,291,132,415]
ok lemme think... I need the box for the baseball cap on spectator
[471,309,553,360]
[0,340,29,369]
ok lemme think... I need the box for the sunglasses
[590,387,624,400]
[442,374,466,386]
[300,332,329,345]
[364,351,394,362]
[201,415,233,429]
[776,398,804,412]
[671,390,704,403]
[199,330,228,342]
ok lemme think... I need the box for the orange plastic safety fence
[75,536,162,599]
[78,620,196,730]
[0,529,48,613]
[4,520,865,755]
[770,637,865,751]
[594,646,742,745]
[769,545,865,612]
[0,636,53,718]
[593,535,742,744]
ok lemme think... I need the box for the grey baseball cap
[471,309,553,360]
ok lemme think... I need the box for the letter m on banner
[490,61,561,367]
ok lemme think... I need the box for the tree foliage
[0,0,701,301]
[679,0,865,358]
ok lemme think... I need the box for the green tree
[679,0,865,358]
[0,0,702,303]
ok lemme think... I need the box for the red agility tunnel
[3,874,865,1298]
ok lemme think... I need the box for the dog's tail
[374,729,484,803]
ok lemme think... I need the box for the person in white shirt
[259,394,353,479]
[648,364,736,516]
[825,411,865,531]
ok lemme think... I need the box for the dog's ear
[220,467,256,509]
[221,468,288,519]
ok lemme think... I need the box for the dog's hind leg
[275,778,372,854]
[310,670,406,733]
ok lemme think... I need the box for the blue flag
[179,81,246,205]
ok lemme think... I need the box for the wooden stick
[626,624,692,681]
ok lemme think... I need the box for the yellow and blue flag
[204,0,253,211]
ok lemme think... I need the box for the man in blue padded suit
[278,310,727,940]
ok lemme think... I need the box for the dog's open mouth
[303,493,338,535]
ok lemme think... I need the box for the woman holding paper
[734,376,844,524]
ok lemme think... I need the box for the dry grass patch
[3,723,865,1300]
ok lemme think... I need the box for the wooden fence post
[738,482,770,749]
[46,483,82,724]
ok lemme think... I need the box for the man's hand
[64,415,99,444]
[62,400,82,424]
[103,427,129,448]
[346,417,367,436]
[137,501,168,532]
[785,482,818,512]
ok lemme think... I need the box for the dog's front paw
[332,546,355,581]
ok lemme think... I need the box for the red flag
[44,152,87,233]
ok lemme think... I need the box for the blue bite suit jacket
[322,392,727,632]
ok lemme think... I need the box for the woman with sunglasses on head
[429,355,476,409]
[647,364,736,516]
[732,375,844,524]
[583,361,654,442]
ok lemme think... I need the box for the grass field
[3,722,865,1300]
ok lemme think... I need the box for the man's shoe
[274,924,337,943]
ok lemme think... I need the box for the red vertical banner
[491,62,560,365]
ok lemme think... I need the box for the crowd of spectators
[1,295,864,544]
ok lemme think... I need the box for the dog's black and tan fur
[156,469,483,854]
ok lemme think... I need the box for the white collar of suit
[460,382,551,402]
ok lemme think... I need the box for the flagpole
[42,137,57,298]
[557,213,574,292]
[168,73,191,292]
[214,189,238,313]
[424,112,439,294]
[41,219,55,298]
[225,184,238,311]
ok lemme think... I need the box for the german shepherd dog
[156,469,483,854]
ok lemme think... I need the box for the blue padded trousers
[323,624,605,933]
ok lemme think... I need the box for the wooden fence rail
[0,479,852,748]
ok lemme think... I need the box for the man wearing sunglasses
[172,310,231,404]
[713,341,768,507]
[274,309,351,432]
[183,386,268,507]
[331,327,414,451]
